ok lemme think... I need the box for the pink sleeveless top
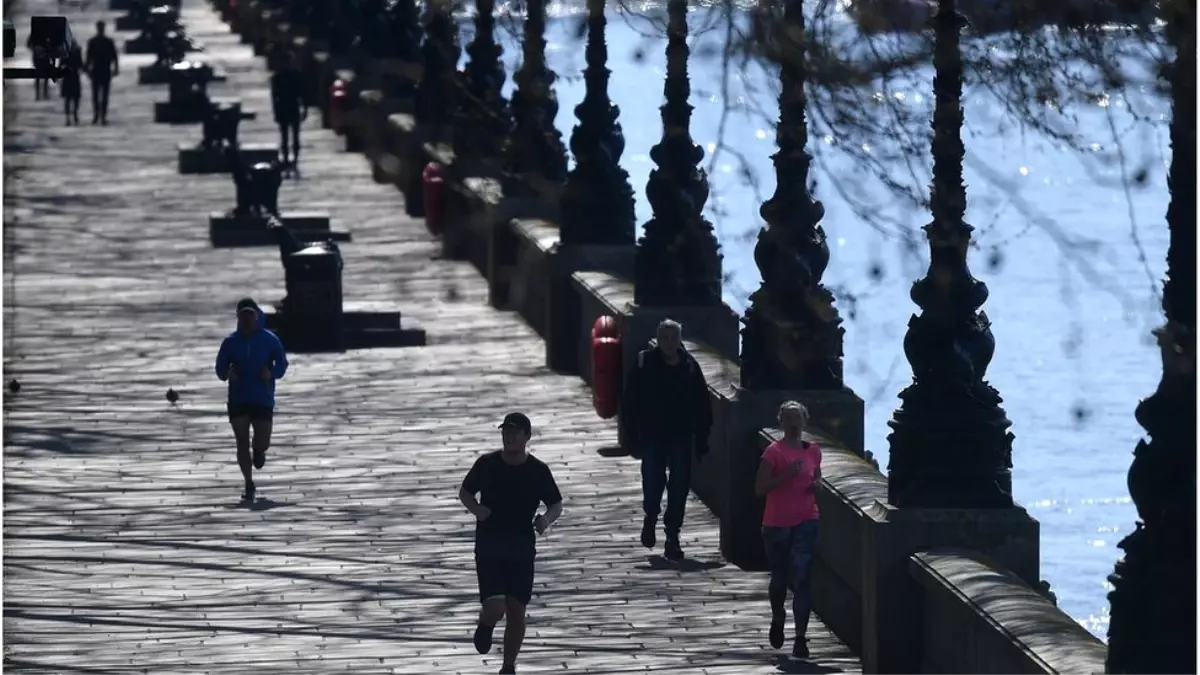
[761,439,822,527]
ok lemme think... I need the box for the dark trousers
[91,77,111,121]
[640,439,692,538]
[278,121,300,163]
[763,520,819,641]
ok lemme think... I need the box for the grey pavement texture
[1,1,862,672]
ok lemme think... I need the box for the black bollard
[179,100,275,174]
[209,149,342,247]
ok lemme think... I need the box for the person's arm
[215,338,231,381]
[535,467,564,533]
[619,354,644,444]
[692,358,714,438]
[110,41,119,76]
[459,459,488,518]
[754,450,797,497]
[83,39,92,73]
[269,334,289,379]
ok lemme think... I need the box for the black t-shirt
[462,451,563,550]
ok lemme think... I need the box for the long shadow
[6,608,855,671]
[636,554,726,572]
[3,656,116,674]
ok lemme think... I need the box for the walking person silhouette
[60,43,83,125]
[84,21,118,125]
[754,401,822,660]
[215,298,289,502]
[620,319,714,561]
[26,31,50,100]
[270,50,308,170]
[459,413,564,675]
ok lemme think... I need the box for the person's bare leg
[501,597,527,670]
[230,416,253,494]
[474,597,506,654]
[251,416,273,469]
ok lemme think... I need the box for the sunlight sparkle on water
[1087,539,1107,548]
[837,237,846,247]
[823,135,834,145]
[1019,166,1030,176]
[706,142,717,153]
[755,129,768,140]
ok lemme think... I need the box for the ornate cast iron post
[740,0,844,390]
[633,0,722,306]
[415,0,461,144]
[559,0,635,245]
[885,0,1014,509]
[384,0,424,99]
[1106,2,1197,672]
[503,0,568,197]
[454,0,512,165]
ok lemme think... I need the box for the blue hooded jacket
[215,306,289,408]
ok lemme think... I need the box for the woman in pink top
[754,401,822,660]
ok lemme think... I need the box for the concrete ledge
[910,551,1107,674]
[139,63,226,86]
[442,175,505,271]
[497,220,637,374]
[208,213,348,248]
[570,270,741,376]
[125,38,201,56]
[262,301,427,353]
[154,98,246,125]
[178,143,277,174]
[116,13,147,32]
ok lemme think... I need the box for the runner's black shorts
[475,544,535,606]
[227,403,274,422]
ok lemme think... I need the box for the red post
[329,79,347,133]
[591,315,622,419]
[423,161,446,235]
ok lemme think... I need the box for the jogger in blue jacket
[216,298,289,501]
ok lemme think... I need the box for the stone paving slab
[2,1,861,672]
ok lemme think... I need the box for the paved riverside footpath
[2,1,860,673]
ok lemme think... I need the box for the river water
[456,0,1172,638]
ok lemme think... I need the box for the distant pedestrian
[26,32,50,100]
[270,50,308,168]
[84,20,118,125]
[60,43,83,125]
[459,412,564,675]
[754,401,822,660]
[620,319,713,561]
[215,298,289,502]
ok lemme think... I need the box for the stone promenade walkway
[1,1,860,672]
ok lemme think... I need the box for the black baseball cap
[498,412,532,435]
[236,297,259,314]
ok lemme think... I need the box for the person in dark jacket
[84,21,118,125]
[60,43,83,125]
[27,32,50,100]
[270,50,308,168]
[215,298,289,501]
[620,319,713,561]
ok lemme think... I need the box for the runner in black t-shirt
[459,412,564,675]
